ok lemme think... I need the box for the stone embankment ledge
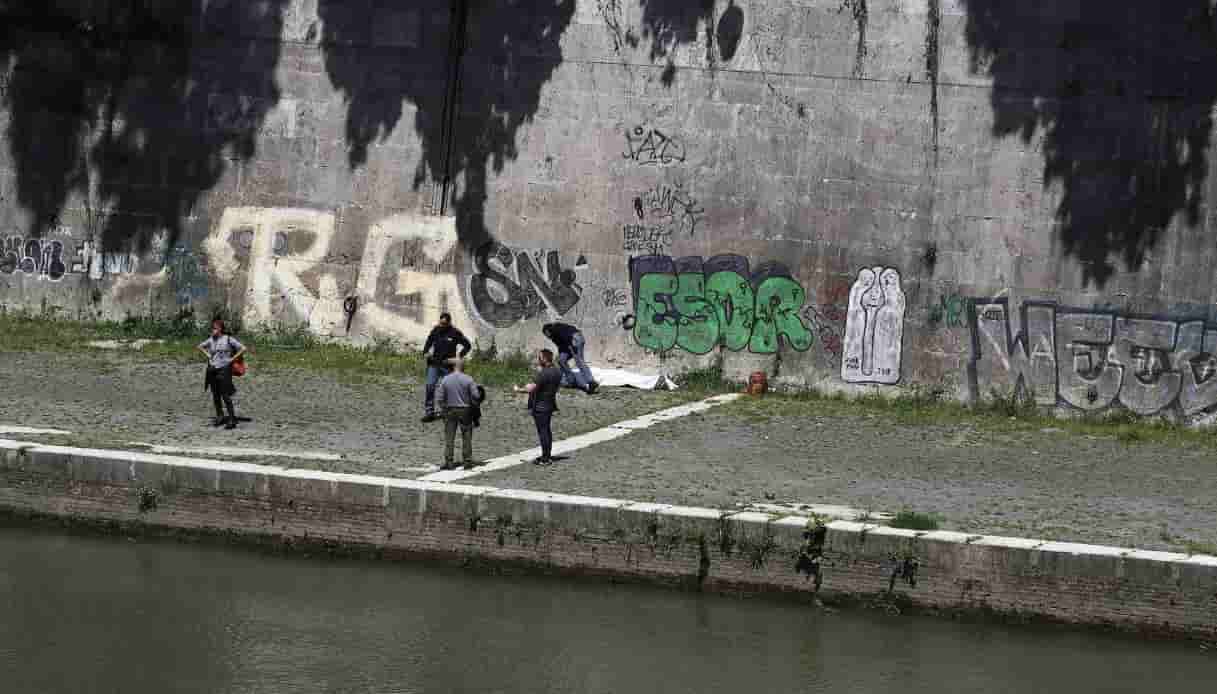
[2,438,1215,639]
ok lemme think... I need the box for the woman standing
[198,319,246,429]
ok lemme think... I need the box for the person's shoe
[531,456,552,466]
[586,382,599,395]
[440,462,457,471]
[462,461,477,470]
[420,414,437,423]
[212,416,226,427]
[224,417,237,430]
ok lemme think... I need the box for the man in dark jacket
[542,322,598,394]
[421,313,472,422]
[514,349,562,465]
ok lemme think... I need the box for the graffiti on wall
[163,245,208,305]
[0,234,141,282]
[468,242,585,328]
[0,237,68,280]
[623,182,704,255]
[205,208,477,343]
[626,254,813,354]
[968,300,1217,416]
[928,292,965,328]
[622,126,687,166]
[841,267,905,384]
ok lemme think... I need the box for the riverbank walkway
[2,347,1215,555]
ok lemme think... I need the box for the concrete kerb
[2,437,1216,636]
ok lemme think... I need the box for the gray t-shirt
[436,371,479,410]
[199,334,244,369]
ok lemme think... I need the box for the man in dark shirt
[514,349,562,465]
[542,322,598,394]
[421,313,472,422]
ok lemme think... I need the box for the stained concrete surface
[474,402,1217,553]
[0,350,690,474]
[4,348,1216,554]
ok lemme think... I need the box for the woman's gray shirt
[199,335,244,369]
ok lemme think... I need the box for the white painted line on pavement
[746,502,893,523]
[421,393,741,483]
[0,425,73,436]
[127,442,343,462]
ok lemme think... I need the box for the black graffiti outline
[469,241,583,328]
[0,236,67,280]
[633,183,704,237]
[965,297,1217,416]
[622,126,687,166]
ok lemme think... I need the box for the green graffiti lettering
[704,270,754,351]
[634,273,678,351]
[674,272,718,354]
[629,260,812,354]
[751,277,813,353]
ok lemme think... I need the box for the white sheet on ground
[588,367,678,390]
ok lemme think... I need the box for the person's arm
[456,330,472,358]
[197,340,211,362]
[229,337,247,362]
[422,329,436,356]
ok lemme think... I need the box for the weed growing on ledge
[889,511,939,531]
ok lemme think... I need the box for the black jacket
[424,326,471,366]
[542,322,579,353]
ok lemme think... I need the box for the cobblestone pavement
[473,401,1217,553]
[5,349,1216,553]
[0,349,691,475]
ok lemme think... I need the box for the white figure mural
[842,266,905,384]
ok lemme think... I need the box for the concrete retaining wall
[6,2,1217,422]
[3,438,1214,638]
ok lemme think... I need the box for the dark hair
[439,312,452,322]
[211,318,226,333]
[539,348,554,364]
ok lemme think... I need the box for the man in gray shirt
[435,358,481,470]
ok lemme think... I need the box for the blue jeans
[424,365,451,415]
[558,332,594,392]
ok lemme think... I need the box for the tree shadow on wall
[960,1,1217,287]
[316,0,575,249]
[637,0,744,83]
[0,0,287,253]
[638,0,714,60]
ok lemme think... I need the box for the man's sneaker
[212,417,226,427]
[531,457,552,466]
[439,462,457,471]
[586,382,599,395]
[224,418,237,430]
[420,414,437,423]
[462,461,478,470]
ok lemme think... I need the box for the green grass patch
[718,382,1217,450]
[675,362,735,395]
[0,309,533,387]
[888,510,940,531]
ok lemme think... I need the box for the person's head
[538,348,554,367]
[211,318,226,337]
[542,324,553,339]
[447,357,464,372]
[438,312,452,330]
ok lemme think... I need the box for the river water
[0,525,1212,693]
